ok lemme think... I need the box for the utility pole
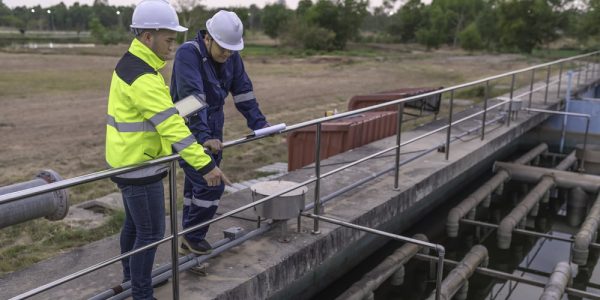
[47,9,54,31]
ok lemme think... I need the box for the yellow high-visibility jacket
[106,38,215,185]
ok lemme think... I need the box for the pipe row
[447,143,549,237]
[334,234,428,300]
[415,252,600,299]
[573,191,600,265]
[494,161,600,193]
[497,152,577,249]
[539,262,577,300]
[426,245,488,300]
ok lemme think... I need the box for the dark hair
[132,28,157,37]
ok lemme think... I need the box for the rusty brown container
[347,87,443,112]
[287,111,398,171]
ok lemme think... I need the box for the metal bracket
[223,227,246,240]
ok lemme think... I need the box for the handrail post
[593,58,596,80]
[507,74,515,127]
[585,61,590,84]
[435,246,445,300]
[481,81,489,140]
[312,123,322,235]
[579,116,590,173]
[592,53,600,78]
[528,68,535,110]
[168,161,179,299]
[557,62,564,98]
[544,65,551,104]
[577,61,582,87]
[394,103,404,189]
[445,90,454,160]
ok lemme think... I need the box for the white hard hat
[206,10,244,51]
[131,0,187,32]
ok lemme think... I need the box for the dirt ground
[0,45,541,190]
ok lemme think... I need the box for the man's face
[205,36,233,63]
[144,30,177,60]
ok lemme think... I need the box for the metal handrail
[4,51,599,300]
[1,51,597,206]
[301,213,446,300]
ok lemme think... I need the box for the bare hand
[203,139,223,154]
[202,166,232,187]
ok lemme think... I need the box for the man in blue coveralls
[170,10,269,254]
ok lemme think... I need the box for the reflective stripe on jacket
[170,30,268,144]
[106,38,215,185]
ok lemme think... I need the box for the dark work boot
[180,237,212,255]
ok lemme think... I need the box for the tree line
[0,0,599,53]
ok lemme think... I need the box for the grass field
[0,36,572,275]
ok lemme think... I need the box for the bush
[280,18,336,51]
[416,28,442,50]
[89,16,129,45]
[459,23,483,51]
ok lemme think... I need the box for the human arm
[230,53,269,130]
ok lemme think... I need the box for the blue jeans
[118,180,165,300]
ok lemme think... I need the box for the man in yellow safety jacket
[105,0,229,298]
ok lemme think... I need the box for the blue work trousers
[181,151,225,242]
[118,180,165,300]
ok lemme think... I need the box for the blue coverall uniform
[170,30,268,243]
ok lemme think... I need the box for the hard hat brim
[130,25,188,32]
[213,38,244,51]
[172,25,188,32]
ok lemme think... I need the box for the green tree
[475,2,499,50]
[89,16,106,43]
[304,0,368,49]
[415,5,446,49]
[458,22,483,51]
[248,4,261,30]
[69,2,92,35]
[174,0,205,41]
[47,3,68,30]
[0,0,13,27]
[576,0,600,42]
[297,0,313,15]
[261,4,292,39]
[280,16,336,50]
[497,0,560,53]
[387,0,426,42]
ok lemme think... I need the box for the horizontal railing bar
[301,213,443,251]
[400,100,508,148]
[514,78,561,100]
[523,108,591,119]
